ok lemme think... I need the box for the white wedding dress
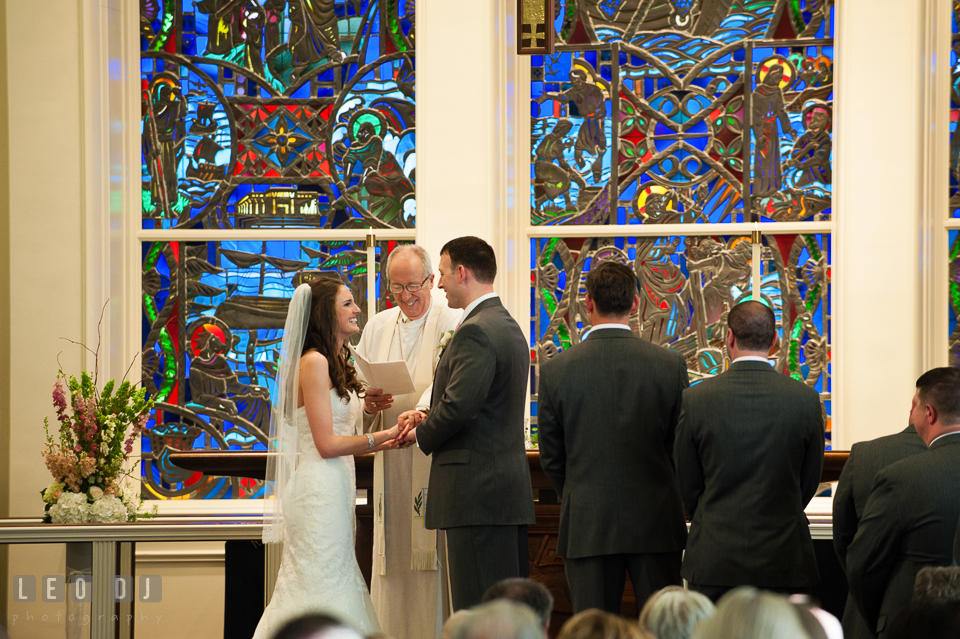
[253,390,381,638]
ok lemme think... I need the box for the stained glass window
[141,0,415,230]
[531,1,833,225]
[528,1,835,446]
[140,0,416,499]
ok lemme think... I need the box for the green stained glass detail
[539,238,561,268]
[155,327,177,403]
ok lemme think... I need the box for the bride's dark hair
[301,277,364,400]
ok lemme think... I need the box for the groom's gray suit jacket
[832,425,926,639]
[537,328,689,559]
[416,297,536,530]
[674,360,825,588]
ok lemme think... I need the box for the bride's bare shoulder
[300,349,328,365]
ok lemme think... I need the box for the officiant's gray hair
[385,244,433,281]
[454,600,543,639]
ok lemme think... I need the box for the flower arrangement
[41,334,156,523]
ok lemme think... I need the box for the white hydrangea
[88,494,129,524]
[49,492,90,524]
[119,484,142,518]
[88,486,104,501]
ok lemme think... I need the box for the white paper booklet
[347,344,417,395]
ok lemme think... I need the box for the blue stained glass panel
[141,0,416,231]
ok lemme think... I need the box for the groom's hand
[396,409,426,443]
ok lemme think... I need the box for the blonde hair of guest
[689,587,810,639]
[639,586,715,639]
[557,609,651,639]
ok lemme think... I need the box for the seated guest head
[440,610,472,639]
[273,613,362,639]
[726,300,776,358]
[888,602,960,639]
[786,595,841,639]
[913,566,960,604]
[482,577,554,634]
[689,587,811,639]
[557,609,649,639]
[453,600,543,639]
[639,586,715,639]
[585,261,639,322]
[911,367,960,445]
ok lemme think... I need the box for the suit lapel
[430,298,499,410]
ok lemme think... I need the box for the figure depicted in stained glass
[786,101,832,187]
[143,73,186,218]
[336,121,415,226]
[687,237,751,328]
[634,238,690,345]
[752,59,796,197]
[537,68,608,183]
[188,328,271,431]
[288,0,345,71]
[535,119,586,213]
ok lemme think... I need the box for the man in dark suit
[847,367,960,639]
[397,236,535,611]
[832,424,926,639]
[536,261,688,614]
[673,300,824,602]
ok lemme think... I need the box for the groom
[397,236,535,611]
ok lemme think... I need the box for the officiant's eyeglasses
[388,274,430,294]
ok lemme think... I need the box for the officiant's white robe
[355,296,460,639]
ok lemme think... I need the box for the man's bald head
[727,300,776,353]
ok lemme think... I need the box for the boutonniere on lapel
[438,330,455,351]
[436,329,455,364]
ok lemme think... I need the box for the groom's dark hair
[441,236,497,284]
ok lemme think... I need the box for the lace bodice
[295,389,362,454]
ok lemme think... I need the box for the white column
[416,0,527,325]
[832,0,945,447]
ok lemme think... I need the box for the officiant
[355,244,461,639]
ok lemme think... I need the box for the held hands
[363,389,394,415]
[385,409,427,448]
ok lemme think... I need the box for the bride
[254,278,402,638]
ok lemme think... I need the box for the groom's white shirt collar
[460,292,499,323]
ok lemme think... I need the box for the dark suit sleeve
[674,391,703,519]
[846,471,903,631]
[663,353,690,464]
[954,513,960,564]
[536,362,565,498]
[832,445,859,571]
[800,395,826,507]
[416,323,495,456]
